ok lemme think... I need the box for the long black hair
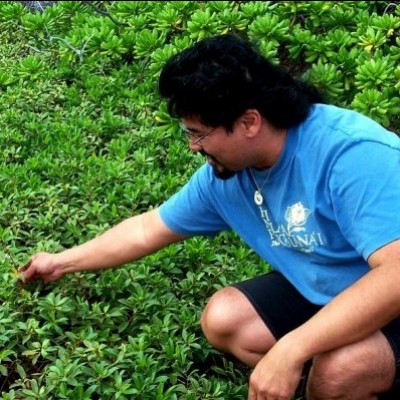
[159,33,324,131]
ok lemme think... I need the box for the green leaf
[16,364,26,379]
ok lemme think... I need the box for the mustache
[199,150,236,180]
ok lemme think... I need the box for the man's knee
[201,286,277,367]
[200,286,242,349]
[307,333,395,400]
[307,349,354,399]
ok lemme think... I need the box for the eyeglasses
[180,123,218,145]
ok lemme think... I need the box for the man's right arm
[20,208,187,283]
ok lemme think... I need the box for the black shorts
[233,271,400,399]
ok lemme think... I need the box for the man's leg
[201,271,321,368]
[201,285,276,367]
[200,272,400,399]
[307,331,395,400]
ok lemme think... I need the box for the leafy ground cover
[1,1,399,399]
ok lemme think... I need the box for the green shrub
[1,1,399,398]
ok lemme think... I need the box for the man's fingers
[18,259,36,280]
[247,386,257,400]
[18,257,32,271]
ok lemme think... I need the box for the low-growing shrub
[1,1,399,398]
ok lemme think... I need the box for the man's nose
[188,141,202,152]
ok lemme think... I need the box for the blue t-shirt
[159,104,400,305]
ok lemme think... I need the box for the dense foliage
[1,1,399,399]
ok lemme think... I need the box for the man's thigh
[308,331,395,399]
[379,317,400,398]
[233,271,321,395]
[232,270,322,340]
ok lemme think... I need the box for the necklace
[248,167,272,206]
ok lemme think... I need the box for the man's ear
[240,109,262,138]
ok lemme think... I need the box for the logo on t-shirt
[285,202,310,234]
[258,201,324,253]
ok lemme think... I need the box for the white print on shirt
[258,202,325,253]
[285,202,310,234]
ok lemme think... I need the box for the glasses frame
[180,123,218,145]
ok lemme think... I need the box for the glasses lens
[179,123,215,144]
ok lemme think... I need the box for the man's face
[180,118,242,180]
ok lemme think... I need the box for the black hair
[158,33,324,130]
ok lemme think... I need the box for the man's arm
[21,208,187,283]
[248,239,400,399]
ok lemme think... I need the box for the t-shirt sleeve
[159,165,230,236]
[329,140,400,260]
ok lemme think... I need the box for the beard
[211,165,236,180]
[199,150,236,180]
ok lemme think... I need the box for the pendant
[254,190,263,206]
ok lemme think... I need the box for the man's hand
[248,338,305,400]
[19,252,64,284]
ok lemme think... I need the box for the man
[21,34,400,399]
